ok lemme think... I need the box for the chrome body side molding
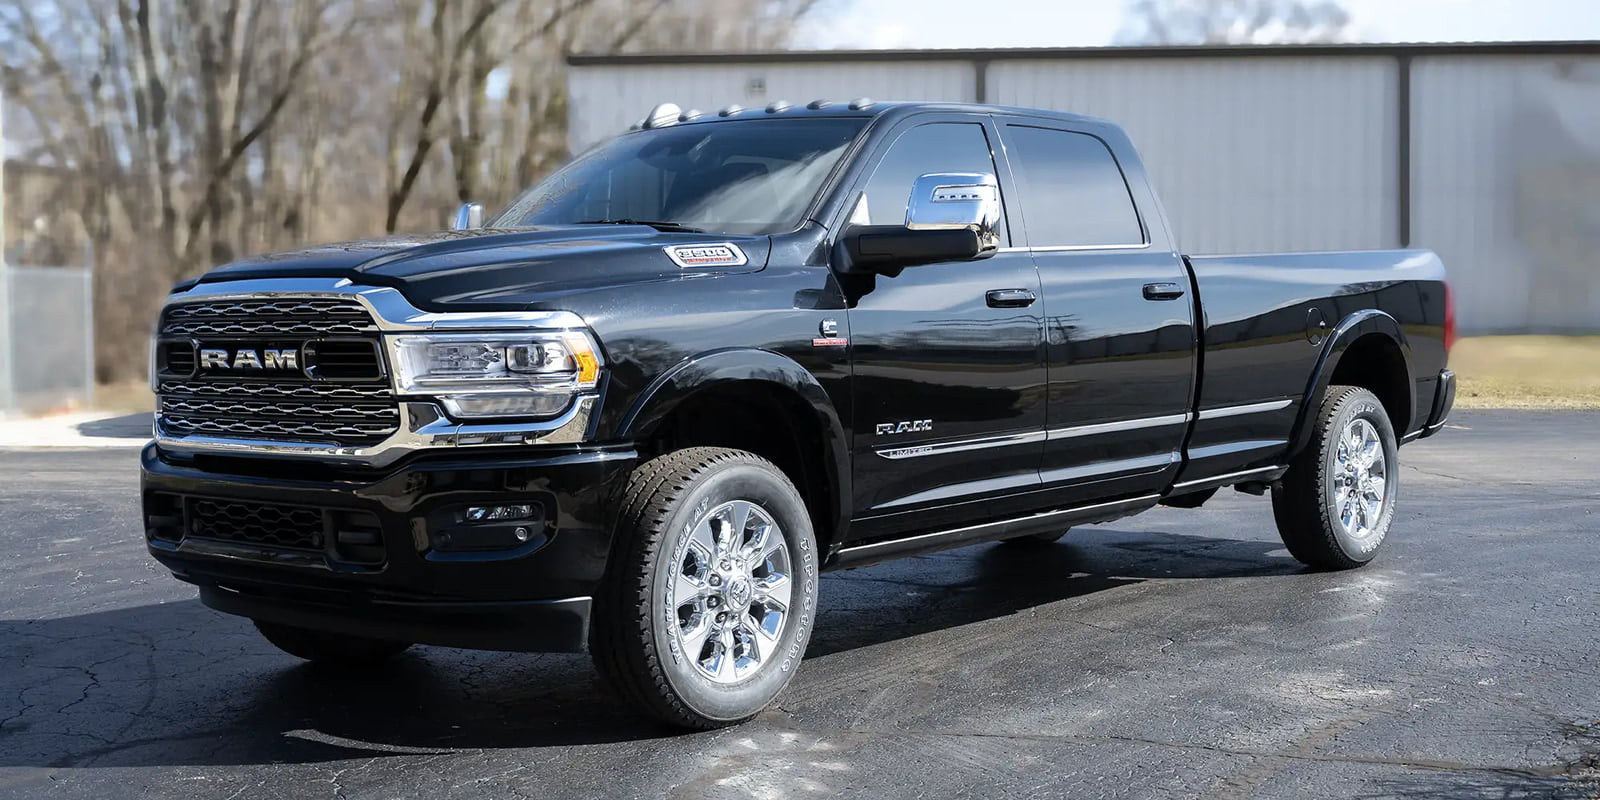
[1046,413,1189,440]
[1196,399,1293,420]
[875,430,1044,460]
[873,413,1192,460]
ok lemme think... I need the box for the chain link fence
[0,263,95,416]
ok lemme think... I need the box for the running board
[1169,465,1288,496]
[829,495,1160,570]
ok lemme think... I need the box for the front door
[840,116,1047,539]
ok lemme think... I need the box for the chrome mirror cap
[905,172,1001,255]
[452,202,485,231]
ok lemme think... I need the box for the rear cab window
[1003,125,1146,248]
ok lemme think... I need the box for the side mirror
[842,226,990,275]
[452,202,485,230]
[906,172,1000,248]
[840,172,1000,274]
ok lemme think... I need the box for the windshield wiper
[573,219,707,233]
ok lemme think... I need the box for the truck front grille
[161,298,378,336]
[154,297,398,447]
[146,492,387,564]
[190,498,326,551]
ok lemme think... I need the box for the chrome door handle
[986,288,1037,308]
[1142,282,1185,301]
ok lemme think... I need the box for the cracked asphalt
[2,409,1597,799]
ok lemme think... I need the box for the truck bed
[1177,249,1450,488]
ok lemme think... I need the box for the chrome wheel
[668,500,792,685]
[1332,417,1388,540]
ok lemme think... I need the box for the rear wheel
[590,447,819,729]
[1272,385,1399,570]
[254,622,411,667]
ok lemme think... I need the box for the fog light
[462,505,536,522]
[428,502,547,554]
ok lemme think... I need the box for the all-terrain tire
[1271,385,1399,570]
[589,447,819,729]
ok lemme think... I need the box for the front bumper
[141,442,636,652]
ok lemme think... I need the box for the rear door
[840,114,1046,538]
[999,120,1197,505]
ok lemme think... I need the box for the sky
[798,0,1600,49]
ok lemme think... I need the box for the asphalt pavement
[1,410,1597,799]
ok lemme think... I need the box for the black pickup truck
[143,100,1455,728]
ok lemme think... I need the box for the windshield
[493,118,868,236]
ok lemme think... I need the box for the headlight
[386,331,602,419]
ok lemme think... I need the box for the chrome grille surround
[156,297,396,446]
[150,278,599,467]
[162,298,377,336]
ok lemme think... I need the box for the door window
[1004,125,1144,247]
[858,122,1009,246]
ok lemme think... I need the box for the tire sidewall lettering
[1326,395,1395,558]
[779,531,815,673]
[664,494,714,667]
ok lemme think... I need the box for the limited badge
[664,243,748,268]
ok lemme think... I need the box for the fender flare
[616,348,851,547]
[1287,309,1414,459]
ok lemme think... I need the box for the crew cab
[142,100,1455,728]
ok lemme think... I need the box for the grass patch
[1452,336,1600,409]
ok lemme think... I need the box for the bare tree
[1,0,826,381]
[1116,0,1353,45]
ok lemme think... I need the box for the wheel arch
[616,348,850,553]
[1288,310,1414,459]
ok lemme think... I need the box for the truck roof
[628,99,1112,132]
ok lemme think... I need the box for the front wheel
[590,448,819,729]
[1271,385,1399,570]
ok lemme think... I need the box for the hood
[193,226,772,310]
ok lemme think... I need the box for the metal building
[567,42,1600,333]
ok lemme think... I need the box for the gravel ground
[1,409,1597,799]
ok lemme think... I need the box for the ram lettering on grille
[156,298,396,446]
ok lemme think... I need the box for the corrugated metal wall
[1412,55,1600,332]
[988,57,1398,255]
[568,49,1600,332]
